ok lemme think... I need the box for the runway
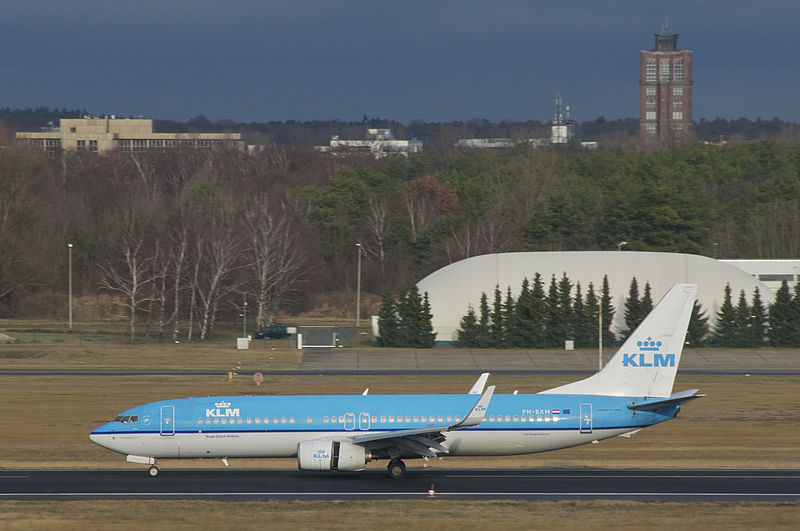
[2,469,798,501]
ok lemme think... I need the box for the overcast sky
[3,1,799,123]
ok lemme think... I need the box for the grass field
[2,500,799,530]
[2,335,799,528]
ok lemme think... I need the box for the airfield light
[617,241,627,251]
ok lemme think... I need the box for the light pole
[355,243,362,328]
[67,243,73,330]
[242,292,247,338]
[617,241,627,251]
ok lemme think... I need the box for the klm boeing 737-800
[90,284,702,479]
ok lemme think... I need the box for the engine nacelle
[297,440,371,471]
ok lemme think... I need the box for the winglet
[450,385,494,430]
[468,373,490,395]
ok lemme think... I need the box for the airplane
[90,283,702,479]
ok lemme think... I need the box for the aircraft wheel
[148,465,160,477]
[387,459,406,479]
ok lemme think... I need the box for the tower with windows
[640,23,692,143]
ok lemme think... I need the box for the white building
[416,251,773,344]
[721,259,800,292]
[318,128,422,158]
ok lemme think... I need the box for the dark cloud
[2,1,799,122]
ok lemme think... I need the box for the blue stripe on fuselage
[90,394,678,436]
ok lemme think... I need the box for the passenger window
[505,415,511,422]
[264,417,270,424]
[421,416,427,423]
[447,416,452,422]
[213,418,219,424]
[323,416,329,423]
[205,419,211,425]
[338,416,344,423]
[254,417,260,424]
[380,416,387,423]
[221,418,227,424]
[289,417,295,424]
[489,415,495,422]
[281,417,287,424]
[438,416,443,422]
[197,418,203,424]
[513,416,519,422]
[521,415,526,422]
[413,416,419,422]
[246,418,252,424]
[237,418,243,424]
[273,417,278,424]
[307,417,313,423]
[371,416,377,422]
[405,416,411,423]
[389,416,394,423]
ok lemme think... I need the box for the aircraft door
[580,403,592,434]
[358,412,371,430]
[344,412,356,431]
[160,405,175,436]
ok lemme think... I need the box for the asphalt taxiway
[2,469,798,501]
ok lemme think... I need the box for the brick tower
[640,23,692,143]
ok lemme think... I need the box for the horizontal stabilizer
[468,373,490,394]
[627,389,705,412]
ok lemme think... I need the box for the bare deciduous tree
[244,198,309,329]
[98,235,156,343]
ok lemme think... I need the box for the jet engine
[297,440,371,471]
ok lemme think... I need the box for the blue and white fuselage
[90,284,702,478]
[90,393,679,458]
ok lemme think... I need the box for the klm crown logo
[623,337,675,367]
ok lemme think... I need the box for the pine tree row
[376,286,437,348]
[453,275,800,349]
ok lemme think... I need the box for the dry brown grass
[1,500,798,530]
[0,373,798,470]
[1,368,799,527]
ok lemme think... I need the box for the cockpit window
[113,415,139,424]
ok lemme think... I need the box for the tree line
[449,275,800,349]
[1,133,800,340]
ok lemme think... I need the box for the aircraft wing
[627,389,705,412]
[349,386,495,458]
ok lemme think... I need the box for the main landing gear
[148,465,160,477]
[387,459,406,479]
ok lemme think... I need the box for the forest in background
[1,109,799,341]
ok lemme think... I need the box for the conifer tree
[545,275,561,347]
[530,273,548,347]
[418,291,437,347]
[572,282,587,347]
[712,283,736,346]
[557,273,573,342]
[455,304,479,347]
[583,282,600,348]
[641,282,654,316]
[768,280,793,346]
[789,282,800,346]
[622,277,641,341]
[502,286,515,348]
[476,292,491,348]
[686,300,709,347]
[733,289,750,347]
[600,275,616,347]
[511,278,532,347]
[750,287,767,347]
[490,285,504,347]
[377,291,399,347]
